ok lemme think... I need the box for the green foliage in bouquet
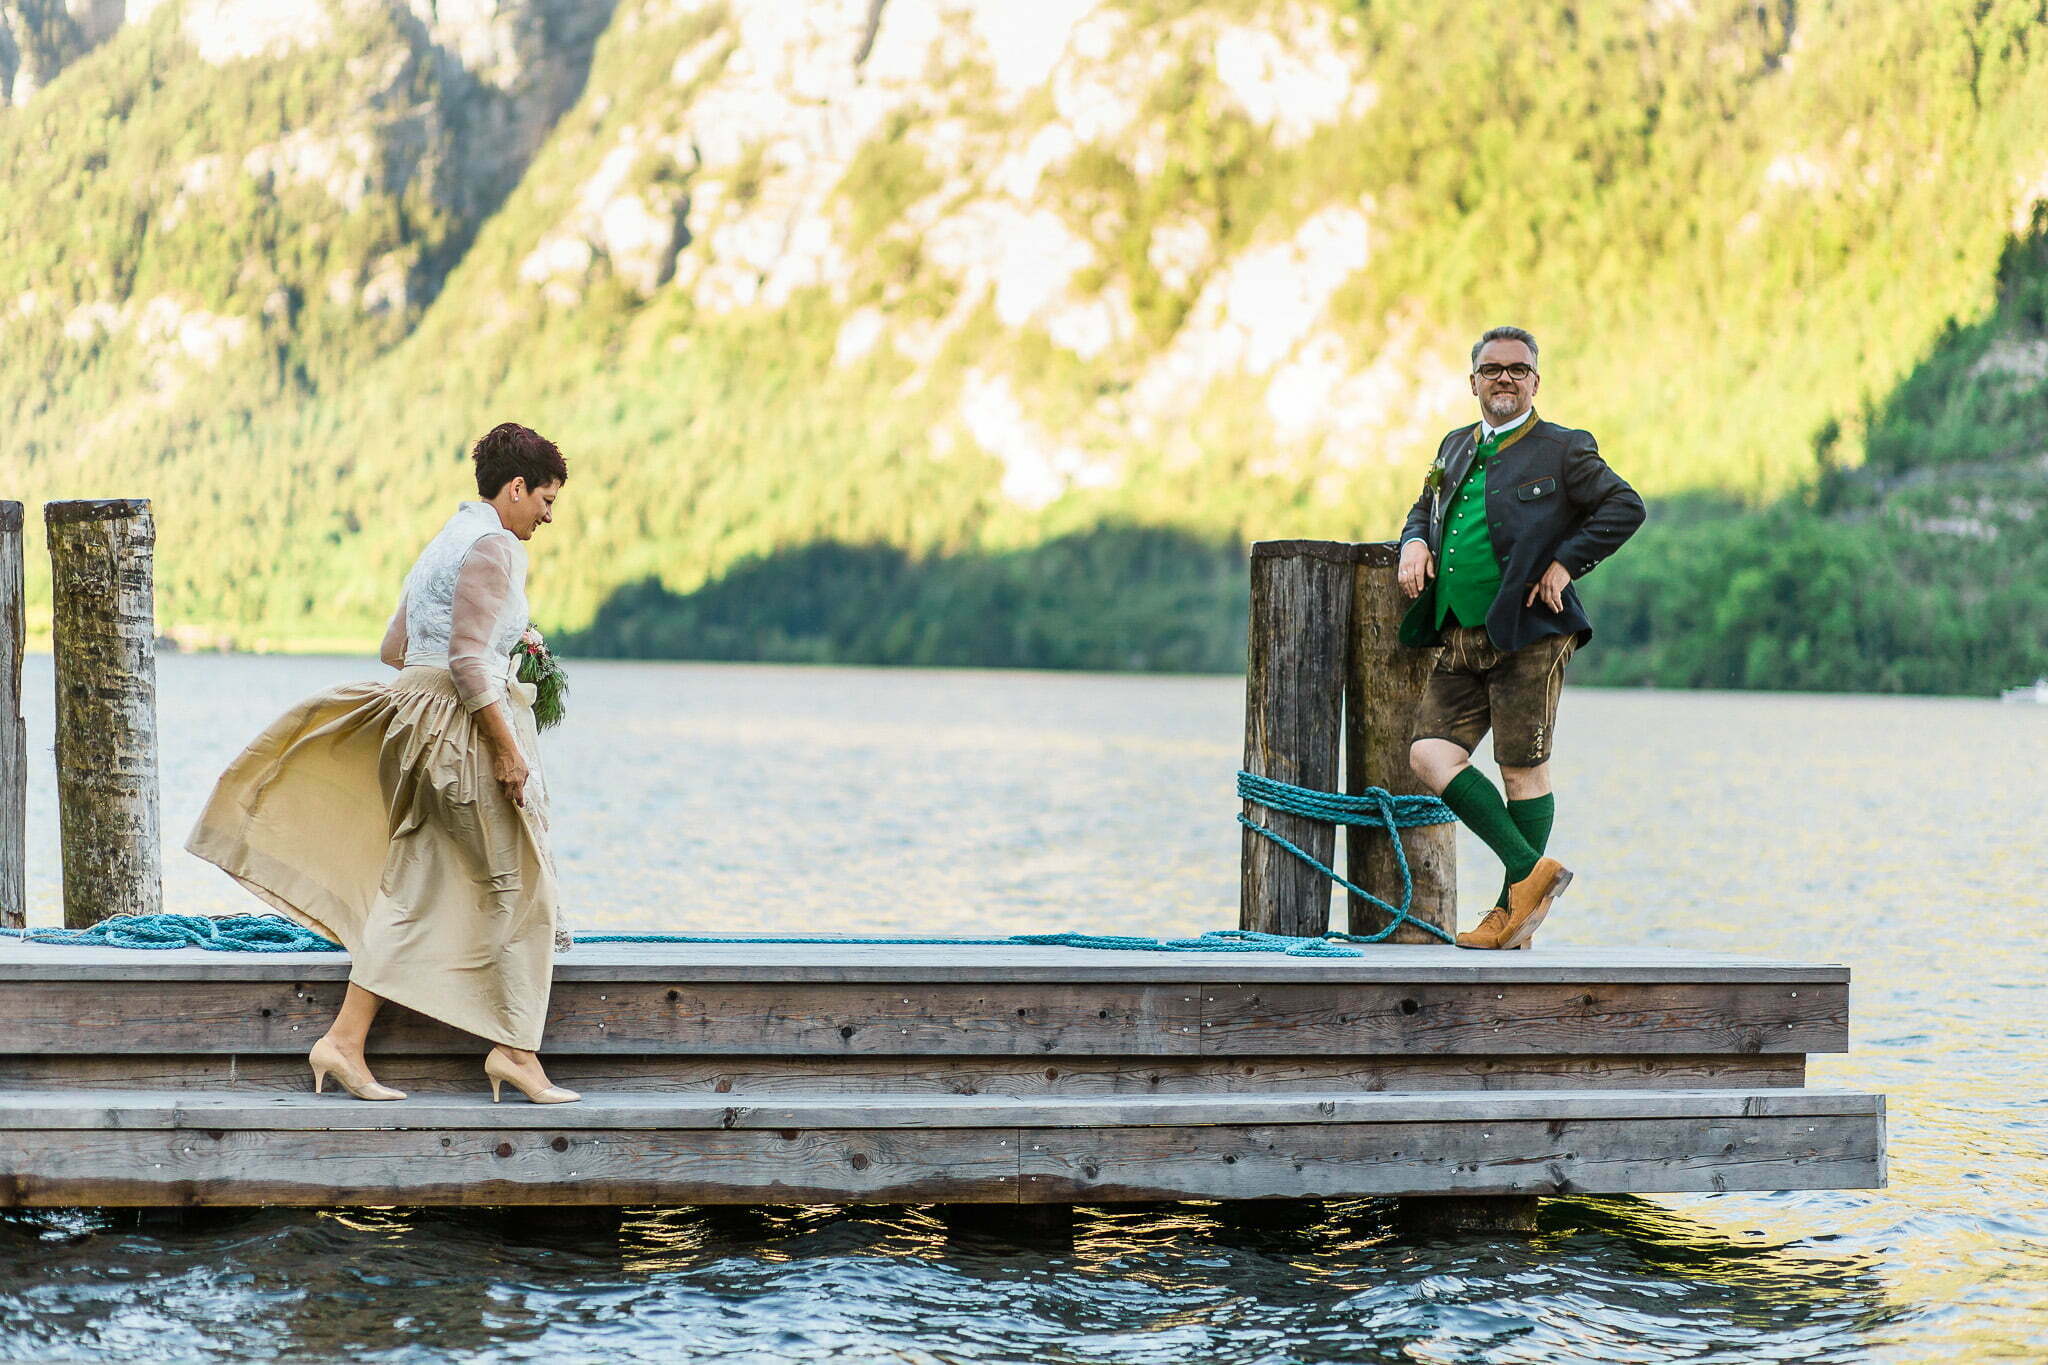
[513,627,569,731]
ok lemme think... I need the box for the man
[1396,326,1645,950]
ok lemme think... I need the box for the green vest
[1434,418,1531,629]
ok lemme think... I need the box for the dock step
[0,942,1850,1058]
[0,1086,1884,1206]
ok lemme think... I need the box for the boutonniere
[1423,461,1445,494]
[512,624,569,731]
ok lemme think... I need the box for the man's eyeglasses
[1474,363,1537,381]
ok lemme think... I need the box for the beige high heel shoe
[485,1047,580,1104]
[309,1037,406,1101]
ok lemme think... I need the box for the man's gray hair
[1471,326,1539,370]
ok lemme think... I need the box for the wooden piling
[1345,542,1456,943]
[1242,541,1356,938]
[0,502,23,930]
[46,499,161,929]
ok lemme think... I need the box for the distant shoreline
[10,647,2034,703]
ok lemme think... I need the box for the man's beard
[1485,392,1521,417]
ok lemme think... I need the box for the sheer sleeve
[378,598,408,670]
[448,534,520,711]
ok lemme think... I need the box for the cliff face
[0,0,2045,678]
[0,0,137,107]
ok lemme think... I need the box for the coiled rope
[1233,771,1457,945]
[0,913,343,952]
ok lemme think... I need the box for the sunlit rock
[242,129,383,212]
[1212,5,1374,147]
[133,294,249,366]
[1968,337,2048,384]
[1764,151,1833,192]
[1132,201,1372,422]
[833,306,886,367]
[1262,317,1468,469]
[960,370,1118,509]
[184,0,339,65]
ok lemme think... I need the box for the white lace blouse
[378,502,529,710]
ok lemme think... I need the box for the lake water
[2,655,2044,1363]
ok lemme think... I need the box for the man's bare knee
[1409,739,1470,794]
[1499,762,1552,801]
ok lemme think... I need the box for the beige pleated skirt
[187,666,562,1050]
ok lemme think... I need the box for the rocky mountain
[0,0,2044,689]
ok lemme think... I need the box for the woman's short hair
[471,422,569,497]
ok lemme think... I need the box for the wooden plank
[0,940,1858,984]
[0,1085,1881,1130]
[0,1127,1024,1207]
[0,979,1205,1056]
[45,499,161,928]
[1018,1111,1886,1201]
[0,978,1847,1057]
[1199,981,1849,1055]
[0,1052,1808,1095]
[0,1102,1886,1206]
[1242,542,1354,937]
[1346,541,1456,943]
[0,500,22,930]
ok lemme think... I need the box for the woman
[188,422,577,1104]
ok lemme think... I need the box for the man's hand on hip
[1398,540,1435,599]
[1525,560,1571,612]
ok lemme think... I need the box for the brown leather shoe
[1456,905,1536,950]
[1456,907,1514,950]
[1500,856,1572,949]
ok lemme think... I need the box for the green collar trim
[1471,411,1538,459]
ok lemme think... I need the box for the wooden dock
[0,938,1884,1207]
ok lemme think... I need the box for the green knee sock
[1496,793,1555,906]
[1441,767,1541,887]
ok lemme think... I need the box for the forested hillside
[1,0,2044,691]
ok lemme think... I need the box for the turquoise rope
[0,914,344,952]
[0,774,1455,956]
[1,916,1366,959]
[1235,771,1458,945]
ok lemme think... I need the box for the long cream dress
[188,502,565,1050]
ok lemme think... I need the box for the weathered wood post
[0,501,24,929]
[46,499,162,929]
[1241,541,1355,937]
[1345,541,1457,942]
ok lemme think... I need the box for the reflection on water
[0,1199,1896,1364]
[3,655,2045,1362]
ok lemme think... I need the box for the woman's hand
[492,745,530,808]
[474,700,529,807]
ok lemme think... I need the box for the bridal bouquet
[513,625,568,730]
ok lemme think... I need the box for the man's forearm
[1553,491,1645,578]
[1554,444,1644,578]
[1399,488,1433,545]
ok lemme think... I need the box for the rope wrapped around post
[1235,770,1458,944]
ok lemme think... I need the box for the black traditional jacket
[1397,414,1645,651]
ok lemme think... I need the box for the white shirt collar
[1480,407,1533,441]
